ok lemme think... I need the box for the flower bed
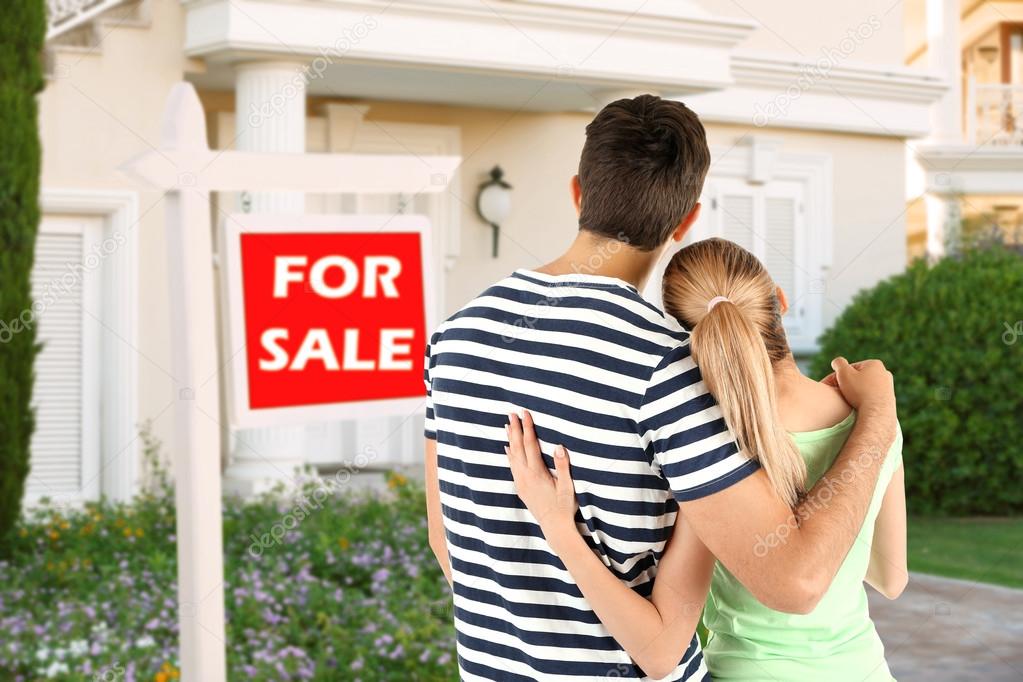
[0,467,457,681]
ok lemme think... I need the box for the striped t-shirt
[424,269,759,681]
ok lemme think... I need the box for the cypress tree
[0,0,46,552]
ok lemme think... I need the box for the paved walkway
[868,573,1023,681]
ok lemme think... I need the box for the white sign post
[121,82,460,681]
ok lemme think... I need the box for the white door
[27,215,103,503]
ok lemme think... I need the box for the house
[35,0,945,503]
[904,0,1023,259]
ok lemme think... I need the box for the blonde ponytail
[663,239,806,507]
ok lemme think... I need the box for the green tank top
[702,411,903,681]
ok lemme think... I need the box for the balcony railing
[46,0,127,41]
[968,80,1023,147]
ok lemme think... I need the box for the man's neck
[533,230,664,290]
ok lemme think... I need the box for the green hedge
[0,0,45,552]
[810,245,1023,515]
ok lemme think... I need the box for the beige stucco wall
[699,0,905,66]
[40,0,188,457]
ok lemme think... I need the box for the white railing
[46,0,127,41]
[967,79,1023,147]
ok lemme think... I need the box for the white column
[235,62,308,212]
[927,0,963,143]
[925,193,962,259]
[224,61,310,497]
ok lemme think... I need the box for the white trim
[685,52,947,139]
[182,0,753,93]
[731,52,947,103]
[46,0,130,41]
[917,145,1023,195]
[220,213,436,429]
[39,188,140,502]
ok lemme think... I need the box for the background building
[36,0,945,502]
[904,0,1023,259]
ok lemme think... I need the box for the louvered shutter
[699,178,819,351]
[762,181,813,349]
[27,217,102,502]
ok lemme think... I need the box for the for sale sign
[222,214,433,427]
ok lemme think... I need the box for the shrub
[810,245,1023,515]
[0,0,45,552]
[0,444,457,680]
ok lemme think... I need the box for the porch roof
[181,0,756,110]
[918,145,1023,196]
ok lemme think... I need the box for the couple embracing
[423,95,905,681]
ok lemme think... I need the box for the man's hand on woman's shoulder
[821,357,897,443]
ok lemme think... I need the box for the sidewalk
[869,572,1023,681]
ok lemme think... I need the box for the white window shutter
[761,181,811,348]
[28,218,102,503]
[719,189,756,252]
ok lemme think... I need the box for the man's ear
[777,286,789,316]
[571,175,582,216]
[671,203,701,242]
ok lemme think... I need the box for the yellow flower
[157,662,179,679]
[18,528,27,538]
[123,527,133,537]
[60,521,70,530]
[135,527,144,538]
[48,530,59,541]
[338,537,350,550]
[114,518,125,528]
[154,672,168,682]
[387,473,408,489]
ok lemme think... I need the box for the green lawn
[908,517,1023,589]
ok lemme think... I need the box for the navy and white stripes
[425,270,758,681]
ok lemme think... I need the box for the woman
[505,238,906,680]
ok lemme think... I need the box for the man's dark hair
[577,95,710,251]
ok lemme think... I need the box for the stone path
[868,572,1023,681]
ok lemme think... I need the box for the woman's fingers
[552,446,574,494]
[521,410,544,467]
[505,413,527,469]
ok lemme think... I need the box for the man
[424,95,896,680]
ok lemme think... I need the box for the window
[27,216,103,503]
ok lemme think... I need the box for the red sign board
[223,215,432,426]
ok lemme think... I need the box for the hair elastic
[706,296,731,312]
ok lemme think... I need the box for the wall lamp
[476,166,512,258]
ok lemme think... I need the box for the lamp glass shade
[478,183,512,225]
